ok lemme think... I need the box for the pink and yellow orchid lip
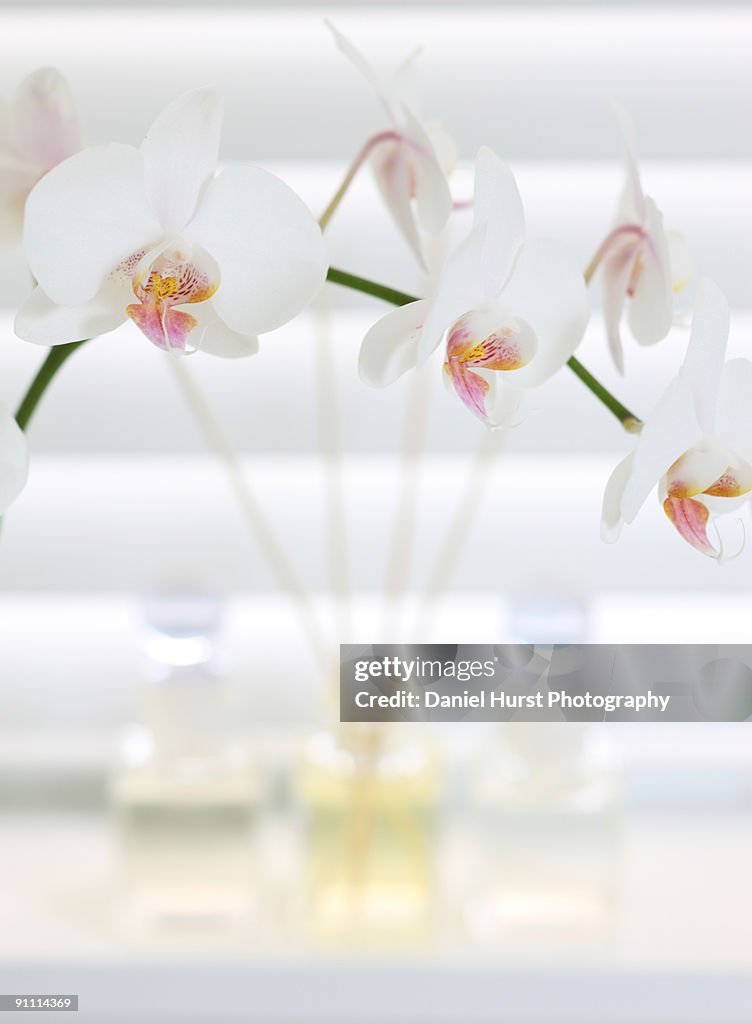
[666,449,752,501]
[443,309,536,422]
[124,247,219,351]
[703,470,752,498]
[447,322,531,370]
[662,451,752,557]
[443,359,490,420]
[663,496,718,558]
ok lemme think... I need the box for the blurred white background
[0,2,750,659]
[0,3,750,1022]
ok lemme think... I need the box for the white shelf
[0,810,750,1021]
[0,959,748,1023]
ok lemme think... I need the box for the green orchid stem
[566,355,642,433]
[15,340,88,431]
[326,265,643,433]
[13,270,642,437]
[326,267,417,309]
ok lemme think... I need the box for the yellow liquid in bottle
[298,726,441,947]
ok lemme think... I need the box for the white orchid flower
[0,405,29,514]
[359,147,589,428]
[0,68,82,245]
[590,107,694,373]
[15,89,327,357]
[327,21,455,269]
[603,279,752,558]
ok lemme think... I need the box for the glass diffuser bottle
[297,721,442,947]
[112,592,258,932]
[467,593,623,948]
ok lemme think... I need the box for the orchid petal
[445,361,491,422]
[129,305,196,352]
[681,278,729,434]
[186,164,327,336]
[473,147,525,296]
[498,239,589,388]
[391,47,423,115]
[417,223,486,363]
[664,444,733,500]
[0,162,34,243]
[326,22,392,120]
[601,453,635,542]
[371,142,425,269]
[15,280,129,345]
[0,405,28,515]
[444,363,521,429]
[126,245,220,351]
[13,68,82,170]
[703,458,752,498]
[613,103,645,224]
[717,358,752,467]
[359,299,429,387]
[423,119,457,176]
[627,198,673,346]
[663,496,718,558]
[443,306,534,427]
[601,234,640,374]
[400,105,451,234]
[446,306,537,370]
[24,143,161,306]
[666,230,695,294]
[620,375,701,524]
[142,87,223,235]
[483,377,524,430]
[188,301,259,358]
[0,97,13,153]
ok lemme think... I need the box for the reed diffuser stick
[379,230,447,643]
[413,429,505,639]
[168,356,330,669]
[313,294,353,646]
[381,365,435,642]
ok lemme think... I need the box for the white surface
[0,957,747,1023]
[0,809,750,1021]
